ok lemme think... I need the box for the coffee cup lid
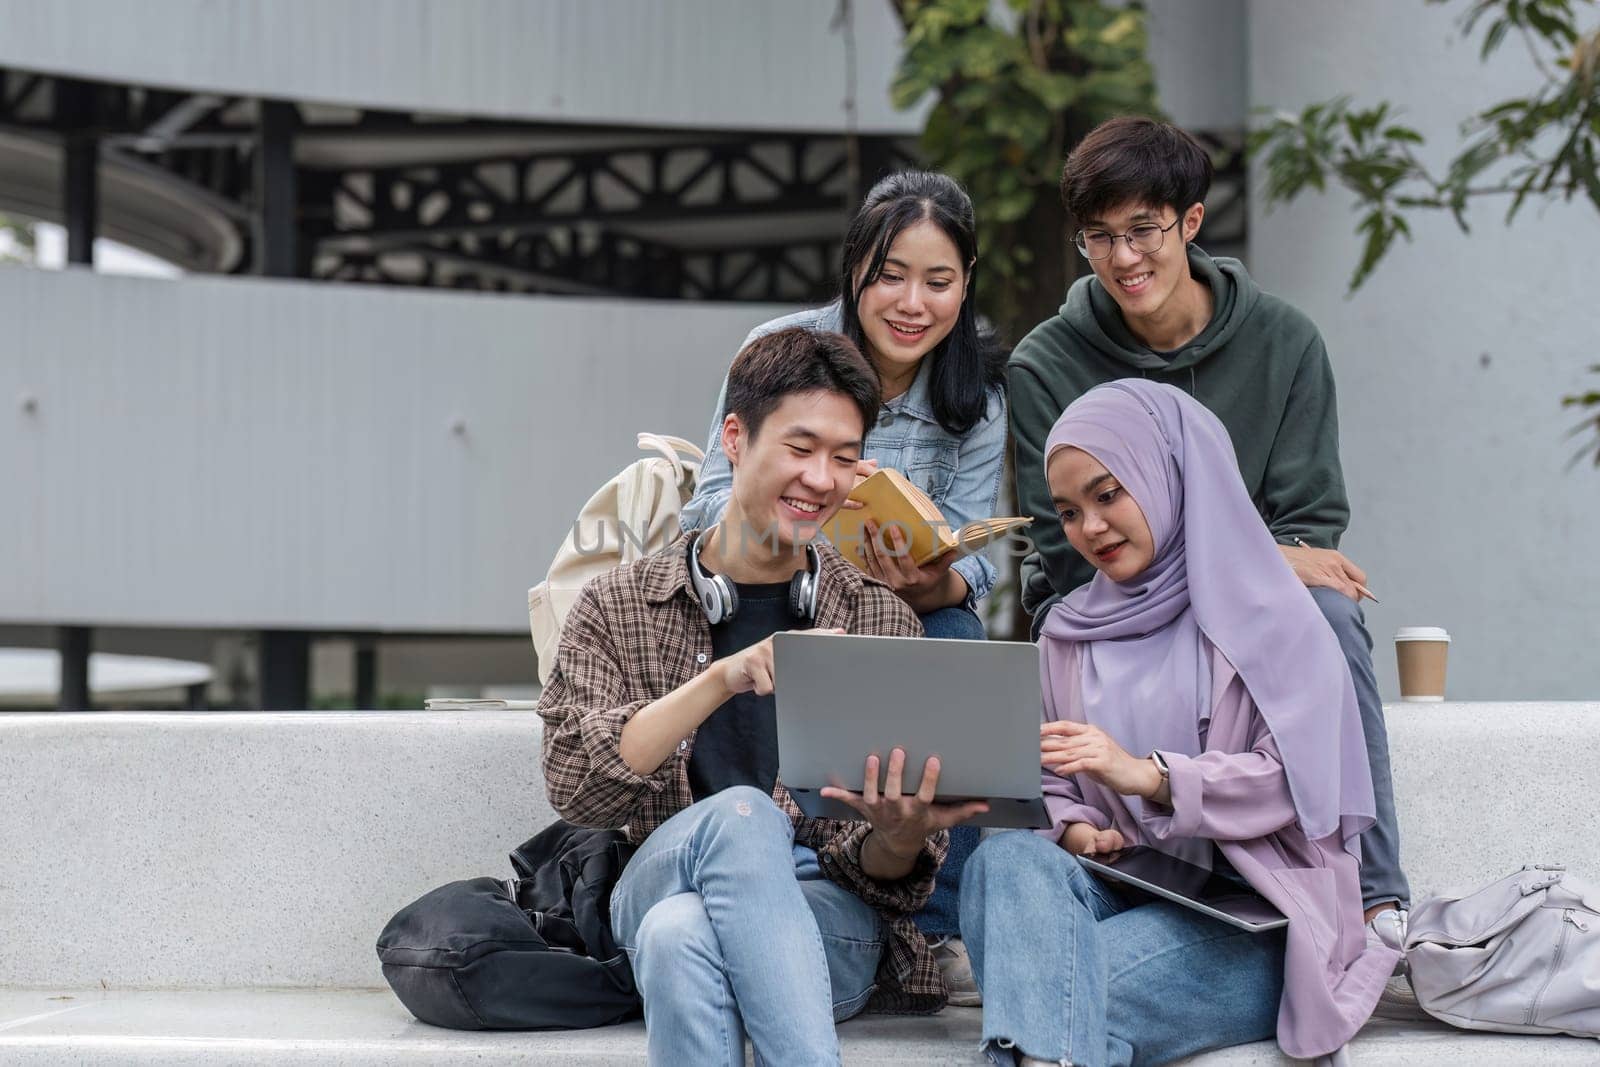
[1395,626,1450,642]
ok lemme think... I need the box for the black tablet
[1076,846,1288,933]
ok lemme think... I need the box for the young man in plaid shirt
[538,327,986,1064]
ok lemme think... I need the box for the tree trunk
[990,189,1082,640]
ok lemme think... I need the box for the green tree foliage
[0,212,36,264]
[1250,0,1600,465]
[887,1,1161,636]
[889,0,1160,341]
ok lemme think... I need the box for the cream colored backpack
[1405,864,1600,1039]
[528,433,704,684]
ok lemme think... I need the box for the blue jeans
[1308,586,1410,909]
[919,604,987,641]
[914,603,987,937]
[609,786,884,1066]
[960,832,1285,1067]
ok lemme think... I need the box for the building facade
[1,0,1590,704]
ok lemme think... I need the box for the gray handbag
[1404,864,1600,1039]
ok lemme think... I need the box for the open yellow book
[820,468,1033,570]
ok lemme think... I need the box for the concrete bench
[2,704,1597,1063]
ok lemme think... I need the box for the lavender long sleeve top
[1039,639,1398,1060]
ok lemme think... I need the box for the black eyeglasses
[1073,216,1183,261]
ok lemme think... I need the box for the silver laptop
[772,632,1049,829]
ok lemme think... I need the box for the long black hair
[837,170,1006,436]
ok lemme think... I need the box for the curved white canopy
[0,648,213,702]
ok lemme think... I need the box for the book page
[933,517,1034,563]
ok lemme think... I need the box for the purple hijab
[1039,380,1374,860]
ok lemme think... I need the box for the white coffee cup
[1395,627,1450,701]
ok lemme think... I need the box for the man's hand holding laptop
[773,632,1051,833]
[822,747,990,880]
[722,631,988,879]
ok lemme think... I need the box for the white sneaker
[1372,972,1427,1020]
[928,936,982,1007]
[1366,906,1407,956]
[1366,908,1427,1020]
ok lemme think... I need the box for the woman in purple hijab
[959,381,1397,1066]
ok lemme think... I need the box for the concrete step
[0,710,556,989]
[3,703,1598,1063]
[0,989,1590,1065]
[5,704,1598,990]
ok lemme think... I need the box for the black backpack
[377,820,640,1030]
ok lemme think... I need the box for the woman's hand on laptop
[1061,821,1125,857]
[822,748,989,876]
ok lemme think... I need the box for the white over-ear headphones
[688,529,821,625]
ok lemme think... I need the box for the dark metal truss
[309,137,911,247]
[0,68,257,259]
[316,229,842,304]
[0,66,1247,301]
[303,136,917,301]
[0,72,253,155]
[0,66,906,301]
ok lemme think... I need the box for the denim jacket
[679,304,1007,605]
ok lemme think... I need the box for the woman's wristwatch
[1147,750,1171,797]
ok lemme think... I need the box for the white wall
[1248,0,1600,700]
[1147,0,1246,130]
[0,268,791,633]
[0,0,924,133]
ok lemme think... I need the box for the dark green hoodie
[1009,245,1348,630]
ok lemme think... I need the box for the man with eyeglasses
[1006,115,1416,1008]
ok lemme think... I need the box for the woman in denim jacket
[681,170,1008,640]
[679,171,1008,999]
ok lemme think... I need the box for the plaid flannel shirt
[536,533,950,1013]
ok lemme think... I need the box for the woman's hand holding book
[857,520,964,613]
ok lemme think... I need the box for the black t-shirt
[687,580,812,801]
